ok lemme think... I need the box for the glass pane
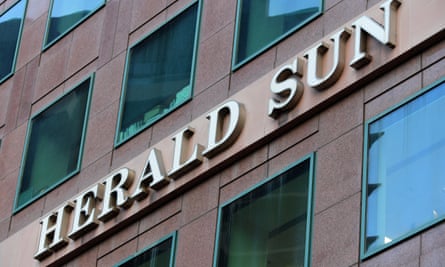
[117,3,198,144]
[235,0,321,66]
[0,0,26,81]
[17,78,91,208]
[45,0,104,46]
[217,159,311,267]
[118,238,173,267]
[365,81,445,254]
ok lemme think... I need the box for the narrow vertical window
[233,0,323,68]
[215,155,314,267]
[0,0,26,83]
[116,2,200,145]
[15,75,94,211]
[362,79,445,258]
[44,0,105,48]
[115,233,176,267]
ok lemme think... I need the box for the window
[0,0,26,83]
[44,0,105,48]
[115,233,176,267]
[362,79,445,258]
[115,2,200,146]
[15,75,93,211]
[233,0,323,69]
[214,154,314,267]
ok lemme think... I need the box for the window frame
[114,0,202,147]
[0,0,27,85]
[114,232,177,267]
[232,0,324,70]
[360,77,445,259]
[13,74,95,213]
[213,153,315,267]
[42,0,106,50]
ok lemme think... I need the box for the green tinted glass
[45,0,105,47]
[117,237,174,267]
[117,3,199,145]
[363,80,445,256]
[216,158,312,267]
[234,0,322,68]
[16,77,92,210]
[0,0,26,83]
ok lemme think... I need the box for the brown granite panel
[317,81,364,147]
[91,51,126,116]
[111,122,152,170]
[421,222,445,255]
[365,73,422,120]
[97,0,119,68]
[0,170,18,222]
[16,56,39,127]
[138,214,180,251]
[113,0,133,57]
[96,239,137,267]
[16,14,46,70]
[421,248,445,267]
[367,0,382,8]
[0,217,10,242]
[314,126,363,213]
[41,173,78,214]
[364,56,421,102]
[325,0,343,10]
[275,14,324,67]
[175,209,217,267]
[360,236,421,267]
[0,79,11,129]
[191,76,229,120]
[194,23,233,95]
[422,57,445,88]
[81,103,118,168]
[422,39,445,68]
[0,122,27,179]
[311,193,361,267]
[268,133,319,176]
[131,0,167,32]
[180,175,219,225]
[138,198,182,234]
[268,116,319,159]
[229,44,276,95]
[220,164,267,204]
[24,0,49,24]
[219,146,268,187]
[66,9,104,76]
[323,0,367,35]
[128,10,166,46]
[34,37,71,102]
[150,102,193,145]
[9,194,44,236]
[199,0,236,42]
[64,246,99,267]
[98,220,139,258]
[77,152,112,192]
[4,64,25,133]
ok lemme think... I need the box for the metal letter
[268,58,304,118]
[97,168,135,222]
[168,126,204,178]
[350,0,401,68]
[203,100,245,157]
[305,28,351,90]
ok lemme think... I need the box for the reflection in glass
[45,0,105,47]
[216,158,312,267]
[364,81,445,255]
[234,0,322,67]
[117,237,174,267]
[16,77,92,209]
[0,0,26,82]
[117,3,198,144]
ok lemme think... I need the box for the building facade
[0,0,444,266]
